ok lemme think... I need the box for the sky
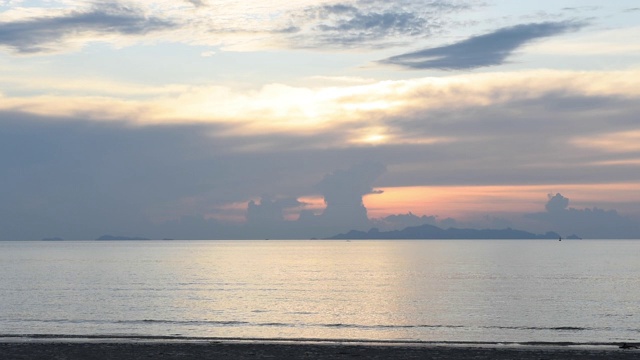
[1,0,639,240]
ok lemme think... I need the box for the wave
[14,318,463,329]
[9,318,634,334]
[5,319,640,332]
[0,333,633,348]
[486,326,595,331]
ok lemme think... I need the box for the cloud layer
[0,0,478,53]
[2,68,639,239]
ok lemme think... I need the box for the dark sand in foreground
[1,341,639,360]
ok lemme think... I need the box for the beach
[1,341,639,360]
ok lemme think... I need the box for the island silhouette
[328,223,563,240]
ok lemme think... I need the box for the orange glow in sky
[363,183,640,220]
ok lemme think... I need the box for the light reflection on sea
[0,240,638,343]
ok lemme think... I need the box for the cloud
[2,109,639,240]
[213,163,388,239]
[561,6,600,12]
[372,212,437,231]
[0,0,472,54]
[289,4,429,47]
[219,163,388,238]
[571,130,640,155]
[0,112,301,239]
[184,0,206,7]
[247,196,304,226]
[1,1,565,55]
[314,162,386,230]
[381,21,586,70]
[2,68,640,239]
[0,111,388,239]
[545,193,569,213]
[0,3,175,53]
[2,70,640,165]
[3,69,640,185]
[526,193,639,238]
[281,0,476,49]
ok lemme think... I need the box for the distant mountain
[96,235,150,241]
[328,224,561,240]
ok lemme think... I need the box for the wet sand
[1,341,639,360]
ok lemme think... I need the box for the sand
[1,341,639,360]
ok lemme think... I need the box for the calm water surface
[1,240,638,344]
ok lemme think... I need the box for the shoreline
[1,336,638,360]
[1,340,639,360]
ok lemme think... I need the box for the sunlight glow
[2,69,639,134]
[361,134,386,144]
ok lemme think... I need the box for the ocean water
[0,240,638,344]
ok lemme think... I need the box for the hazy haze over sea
[1,240,638,344]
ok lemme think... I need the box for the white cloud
[2,69,639,134]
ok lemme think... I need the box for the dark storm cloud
[0,3,175,53]
[0,112,385,240]
[0,111,312,240]
[381,21,585,70]
[0,112,224,239]
[373,92,640,188]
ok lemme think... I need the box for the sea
[1,240,638,345]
